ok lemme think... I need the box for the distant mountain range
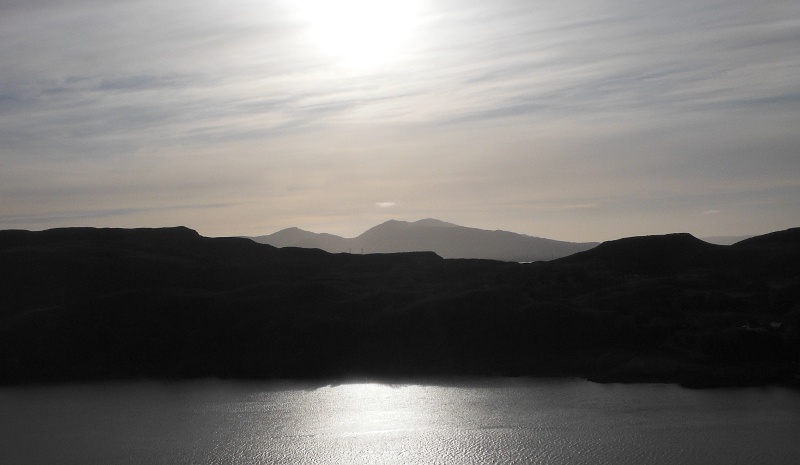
[252,218,599,262]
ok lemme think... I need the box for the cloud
[0,202,234,226]
[0,0,798,240]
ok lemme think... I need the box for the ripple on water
[2,379,800,465]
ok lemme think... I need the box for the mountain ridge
[253,219,598,262]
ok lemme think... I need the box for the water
[1,378,799,464]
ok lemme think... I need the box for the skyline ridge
[251,218,783,261]
[258,217,758,246]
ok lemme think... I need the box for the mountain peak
[359,219,459,238]
[412,218,459,228]
[269,226,314,238]
[357,219,410,238]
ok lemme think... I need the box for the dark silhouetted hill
[733,227,800,248]
[556,233,736,274]
[253,218,597,261]
[1,226,798,387]
[731,227,800,278]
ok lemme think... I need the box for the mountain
[557,227,800,276]
[1,226,798,387]
[262,226,350,251]
[556,233,730,274]
[733,227,800,248]
[253,218,598,261]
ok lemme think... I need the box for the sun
[296,0,423,69]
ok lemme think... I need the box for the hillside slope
[1,226,798,387]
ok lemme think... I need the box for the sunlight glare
[297,0,423,69]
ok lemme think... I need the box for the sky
[1,0,798,242]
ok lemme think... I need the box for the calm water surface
[2,378,799,464]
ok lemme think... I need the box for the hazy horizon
[0,215,769,245]
[2,0,798,242]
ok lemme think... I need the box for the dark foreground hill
[252,218,598,261]
[1,227,799,387]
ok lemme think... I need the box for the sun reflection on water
[311,383,439,437]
